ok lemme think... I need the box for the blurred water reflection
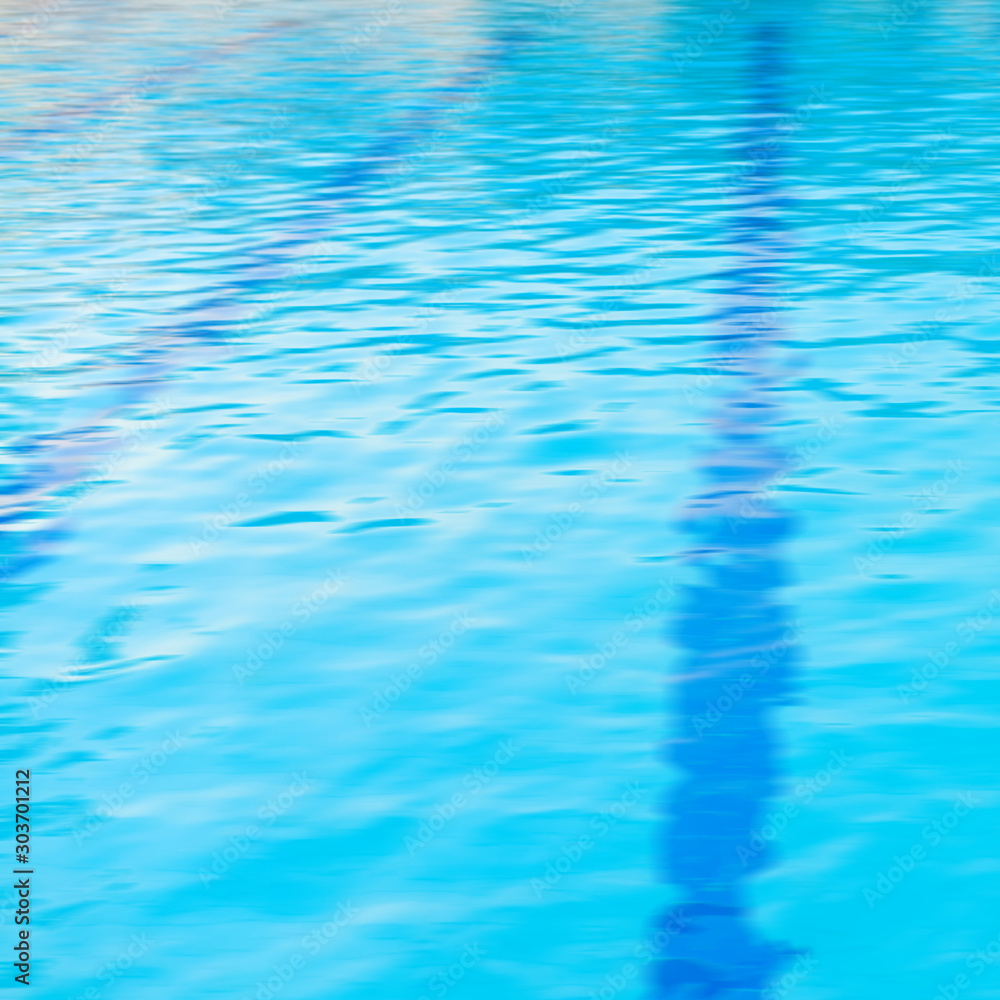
[658,21,801,998]
[4,3,1000,999]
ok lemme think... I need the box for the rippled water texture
[5,1,1000,998]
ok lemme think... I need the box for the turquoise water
[5,1,1000,998]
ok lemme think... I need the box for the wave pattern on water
[5,3,1000,999]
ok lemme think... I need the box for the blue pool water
[5,2,1000,998]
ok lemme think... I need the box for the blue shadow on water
[0,23,530,590]
[653,21,806,999]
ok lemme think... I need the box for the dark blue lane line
[654,22,805,998]
[0,23,530,584]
